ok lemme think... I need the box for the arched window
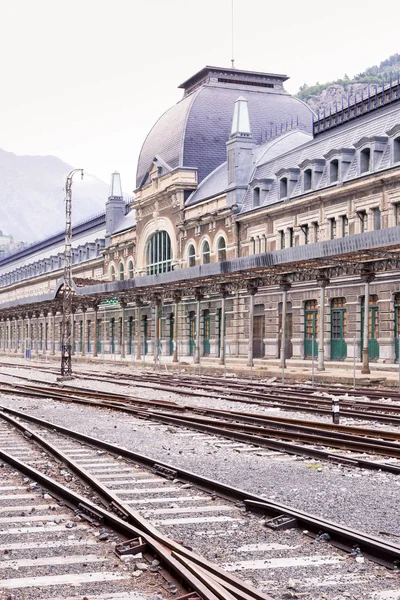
[145,231,172,275]
[119,262,125,281]
[279,177,288,199]
[217,237,226,262]
[253,187,260,207]
[360,148,371,173]
[109,265,116,281]
[394,137,400,164]
[127,260,134,278]
[202,240,210,264]
[330,159,339,183]
[303,169,312,191]
[188,244,196,267]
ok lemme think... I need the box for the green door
[189,313,196,356]
[217,309,222,358]
[110,319,115,354]
[97,321,102,353]
[128,318,134,354]
[361,296,379,361]
[203,311,210,356]
[87,320,91,353]
[169,315,174,355]
[143,316,148,354]
[304,300,318,358]
[395,296,400,362]
[331,298,347,360]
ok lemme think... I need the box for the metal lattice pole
[61,169,83,377]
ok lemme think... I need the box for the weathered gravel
[1,389,399,547]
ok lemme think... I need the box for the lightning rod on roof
[231,0,235,68]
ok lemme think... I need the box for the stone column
[173,295,180,362]
[361,272,375,374]
[194,291,203,364]
[42,311,48,355]
[120,299,127,360]
[153,297,162,363]
[81,307,87,357]
[71,310,76,356]
[27,313,32,354]
[280,280,291,369]
[317,275,329,371]
[247,283,258,367]
[20,316,25,355]
[93,305,99,358]
[51,311,56,355]
[136,300,142,361]
[219,287,228,365]
[13,317,18,353]
[35,313,40,356]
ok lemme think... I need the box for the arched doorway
[395,294,400,362]
[361,295,379,360]
[142,315,148,355]
[304,300,318,358]
[189,311,196,356]
[278,302,293,359]
[253,304,265,359]
[331,298,347,359]
[203,310,210,356]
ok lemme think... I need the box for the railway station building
[1,65,400,374]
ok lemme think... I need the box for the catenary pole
[61,169,83,377]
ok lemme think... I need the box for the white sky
[1,0,399,192]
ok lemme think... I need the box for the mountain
[0,148,110,243]
[297,53,400,114]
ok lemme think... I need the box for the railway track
[0,405,399,600]
[1,379,400,474]
[2,362,400,425]
[0,411,275,600]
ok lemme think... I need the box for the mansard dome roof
[136,66,314,189]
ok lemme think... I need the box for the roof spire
[230,96,251,136]
[109,171,123,199]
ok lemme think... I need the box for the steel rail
[0,411,273,600]
[0,404,399,569]
[2,374,400,427]
[1,384,400,472]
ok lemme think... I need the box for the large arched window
[127,260,134,278]
[109,265,116,281]
[202,240,210,264]
[145,231,172,275]
[119,262,125,281]
[188,244,196,267]
[217,237,227,262]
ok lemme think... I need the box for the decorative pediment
[323,147,355,161]
[139,155,173,188]
[354,135,388,151]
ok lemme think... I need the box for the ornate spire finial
[109,171,123,199]
[230,96,251,136]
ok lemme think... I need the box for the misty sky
[1,0,399,192]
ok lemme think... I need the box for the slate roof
[186,162,227,206]
[240,102,400,214]
[112,208,136,235]
[136,72,314,189]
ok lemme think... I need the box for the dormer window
[188,244,196,267]
[303,169,312,192]
[360,148,371,174]
[330,159,339,183]
[279,177,288,199]
[358,210,367,233]
[373,207,381,230]
[394,137,400,163]
[253,187,260,207]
